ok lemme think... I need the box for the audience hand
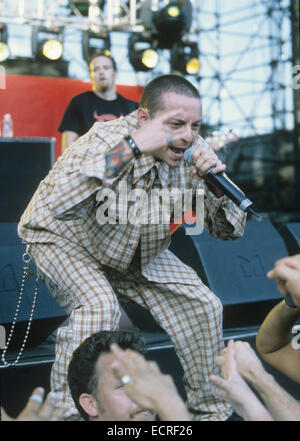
[210,340,273,421]
[1,387,65,421]
[110,343,190,421]
[215,340,265,381]
[267,254,300,307]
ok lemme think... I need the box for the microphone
[184,145,262,220]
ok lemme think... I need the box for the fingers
[214,355,225,367]
[267,262,297,281]
[111,360,129,384]
[1,407,12,421]
[110,344,148,371]
[267,261,300,298]
[274,255,300,270]
[225,339,235,377]
[17,388,63,421]
[38,392,59,421]
[209,375,230,398]
[21,387,45,416]
[191,146,226,176]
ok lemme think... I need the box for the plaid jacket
[18,110,246,283]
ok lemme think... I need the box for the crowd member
[58,50,138,152]
[1,387,64,421]
[210,340,273,421]
[68,330,189,421]
[256,253,300,383]
[211,339,300,421]
[18,73,246,420]
[210,254,300,421]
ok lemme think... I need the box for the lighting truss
[0,0,297,141]
[0,0,145,31]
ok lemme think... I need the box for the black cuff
[124,135,142,158]
[285,296,297,308]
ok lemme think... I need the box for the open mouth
[169,146,185,155]
[170,146,184,154]
[169,146,186,161]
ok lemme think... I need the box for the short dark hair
[88,50,117,72]
[140,74,200,116]
[67,331,145,420]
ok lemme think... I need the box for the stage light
[128,33,159,72]
[171,40,200,75]
[82,30,111,62]
[41,39,63,61]
[166,5,180,18]
[0,24,9,62]
[141,49,159,69]
[140,0,192,49]
[32,26,64,62]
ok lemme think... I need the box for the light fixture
[171,40,200,75]
[140,0,192,49]
[41,39,63,61]
[82,30,111,62]
[0,24,9,62]
[128,33,159,72]
[32,26,64,62]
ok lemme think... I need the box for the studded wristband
[124,135,142,158]
[285,296,297,309]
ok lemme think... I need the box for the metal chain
[1,245,39,367]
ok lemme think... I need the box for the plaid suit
[19,111,246,420]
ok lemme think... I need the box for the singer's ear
[137,107,150,126]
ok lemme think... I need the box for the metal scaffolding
[0,0,296,138]
[191,0,294,138]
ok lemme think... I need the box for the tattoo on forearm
[105,142,128,178]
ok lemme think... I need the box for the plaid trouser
[30,242,232,421]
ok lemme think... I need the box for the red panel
[0,75,183,232]
[0,74,143,159]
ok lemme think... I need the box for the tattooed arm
[104,139,135,179]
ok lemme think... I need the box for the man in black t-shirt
[58,51,138,152]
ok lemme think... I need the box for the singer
[18,74,246,421]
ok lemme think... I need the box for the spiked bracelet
[124,135,142,158]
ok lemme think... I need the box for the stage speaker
[0,223,67,351]
[280,223,300,255]
[169,221,287,328]
[224,130,296,212]
[0,137,55,222]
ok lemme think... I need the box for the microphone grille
[184,145,195,164]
